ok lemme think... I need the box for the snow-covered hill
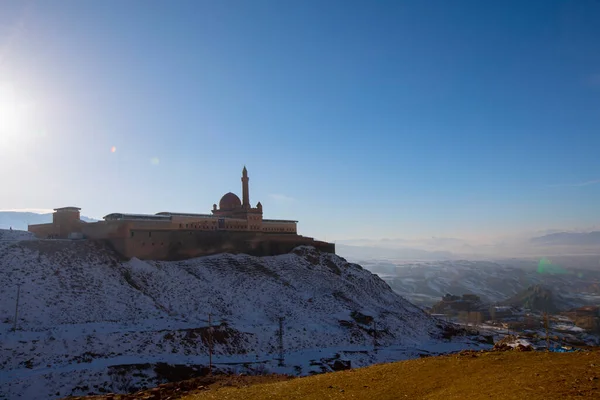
[0,229,35,241]
[531,231,600,246]
[0,230,479,399]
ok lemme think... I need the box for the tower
[241,166,250,209]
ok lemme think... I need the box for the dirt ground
[67,349,600,400]
[65,374,293,400]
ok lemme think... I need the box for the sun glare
[0,83,34,148]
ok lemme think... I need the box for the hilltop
[501,285,561,313]
[0,229,481,399]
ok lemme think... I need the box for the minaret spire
[241,166,250,208]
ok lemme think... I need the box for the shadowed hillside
[501,285,561,313]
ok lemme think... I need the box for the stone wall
[261,220,297,234]
[111,229,335,260]
[27,223,57,238]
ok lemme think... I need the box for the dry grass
[183,350,600,400]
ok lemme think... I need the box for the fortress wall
[223,218,249,231]
[251,234,335,256]
[261,221,297,234]
[27,223,56,238]
[28,215,83,239]
[29,219,333,260]
[114,230,335,260]
[121,230,257,260]
[82,221,133,256]
[172,216,218,229]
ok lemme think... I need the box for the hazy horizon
[3,209,600,260]
[1,0,599,241]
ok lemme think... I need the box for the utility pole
[208,313,213,374]
[13,284,21,332]
[544,312,550,351]
[278,317,284,366]
[372,319,377,350]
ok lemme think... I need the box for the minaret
[241,166,250,209]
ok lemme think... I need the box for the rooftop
[103,213,172,221]
[54,207,81,212]
[156,212,215,218]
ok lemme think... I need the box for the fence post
[208,313,213,374]
[278,317,284,366]
[373,319,377,350]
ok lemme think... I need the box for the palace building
[28,167,335,260]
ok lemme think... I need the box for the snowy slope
[0,229,35,242]
[0,230,480,399]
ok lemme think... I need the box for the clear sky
[1,0,599,242]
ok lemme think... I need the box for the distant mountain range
[0,211,97,230]
[335,244,456,261]
[338,230,600,260]
[530,231,600,247]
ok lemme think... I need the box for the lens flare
[111,146,116,153]
[537,258,568,275]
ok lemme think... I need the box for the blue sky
[0,0,599,241]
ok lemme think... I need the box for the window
[179,223,182,228]
[149,232,152,238]
[130,231,134,238]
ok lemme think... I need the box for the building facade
[28,167,335,260]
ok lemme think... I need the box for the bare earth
[68,350,600,400]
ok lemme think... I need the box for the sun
[0,83,33,147]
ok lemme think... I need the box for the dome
[219,192,242,210]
